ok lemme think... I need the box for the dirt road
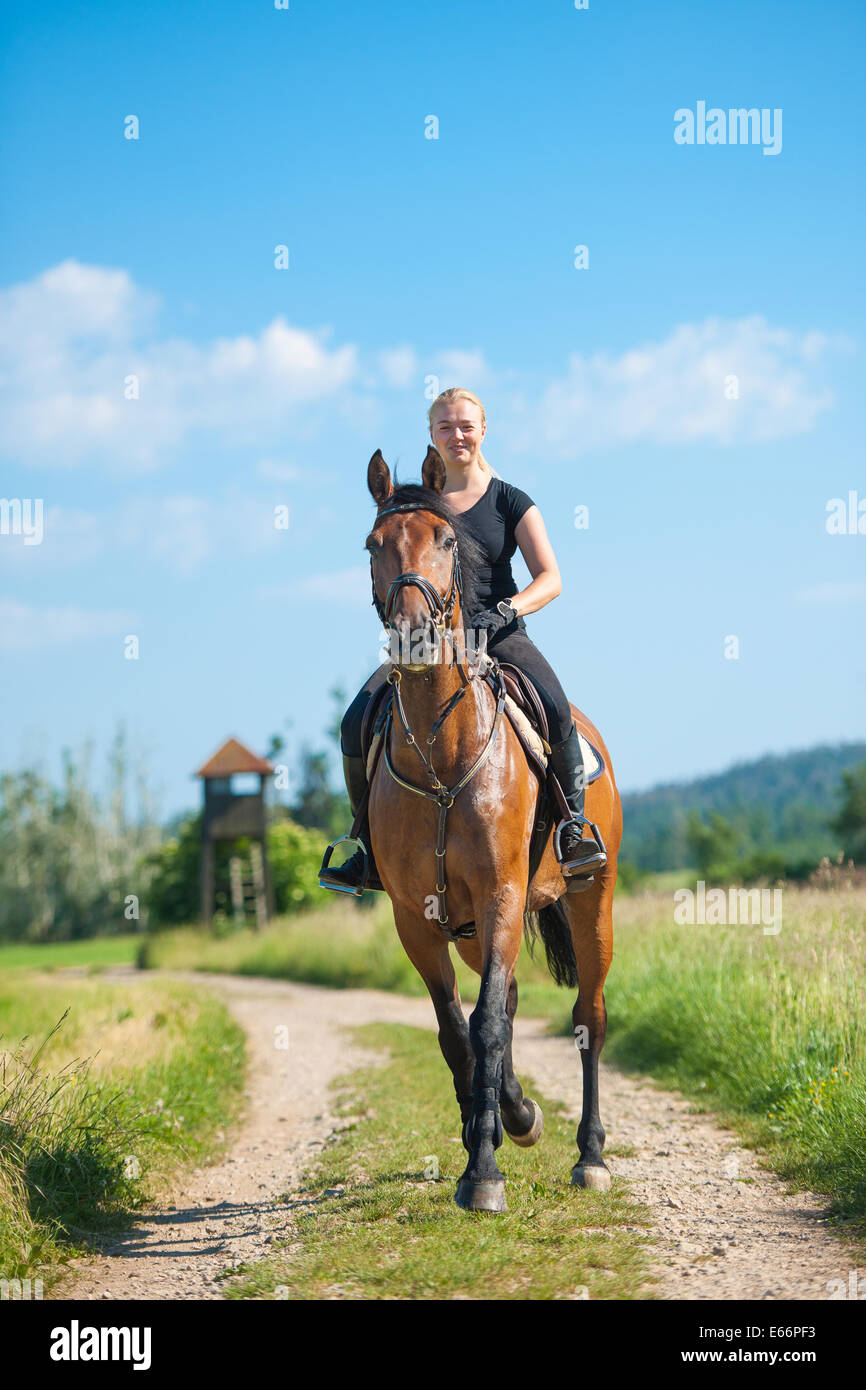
[54,970,861,1301]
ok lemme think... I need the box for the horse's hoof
[505,1098,544,1148]
[454,1179,507,1213]
[571,1164,611,1191]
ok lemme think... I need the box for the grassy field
[0,971,245,1289]
[0,935,142,972]
[141,880,866,1236]
[222,1021,655,1301]
[137,902,568,1016]
[604,881,866,1237]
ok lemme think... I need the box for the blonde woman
[320,387,606,893]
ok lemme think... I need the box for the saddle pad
[504,696,603,784]
[579,733,603,783]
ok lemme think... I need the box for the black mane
[371,483,484,622]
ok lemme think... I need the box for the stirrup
[318,834,369,897]
[553,816,607,877]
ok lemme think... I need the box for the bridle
[370,501,462,632]
[368,500,507,940]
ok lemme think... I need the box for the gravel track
[52,969,861,1301]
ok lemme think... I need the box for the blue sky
[1,0,864,820]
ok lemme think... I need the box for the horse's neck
[392,660,491,782]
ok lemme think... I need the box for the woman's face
[430,399,486,469]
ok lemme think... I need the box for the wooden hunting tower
[196,737,275,929]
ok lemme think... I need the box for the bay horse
[362,446,622,1212]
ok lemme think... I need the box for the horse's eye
[443,535,455,550]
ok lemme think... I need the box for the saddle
[359,660,605,896]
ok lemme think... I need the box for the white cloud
[506,316,840,457]
[0,493,291,576]
[433,349,492,388]
[0,259,159,359]
[258,565,372,605]
[119,493,291,574]
[256,458,301,481]
[0,264,844,476]
[0,599,133,650]
[794,581,866,603]
[0,260,359,471]
[377,345,417,388]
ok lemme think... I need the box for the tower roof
[195,737,273,778]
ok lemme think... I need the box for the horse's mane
[371,482,484,623]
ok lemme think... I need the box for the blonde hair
[427,387,498,477]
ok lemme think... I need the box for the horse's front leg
[391,905,475,1129]
[456,898,524,1214]
[500,977,544,1147]
[454,947,543,1149]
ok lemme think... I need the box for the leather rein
[370,501,507,940]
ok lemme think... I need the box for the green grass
[0,935,142,972]
[0,974,245,1288]
[139,904,427,993]
[222,1022,655,1301]
[603,883,866,1237]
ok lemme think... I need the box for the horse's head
[366,447,475,670]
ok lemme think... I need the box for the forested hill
[619,742,866,872]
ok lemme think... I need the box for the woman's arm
[508,505,562,617]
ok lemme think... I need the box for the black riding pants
[340,627,574,758]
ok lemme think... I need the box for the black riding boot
[546,724,607,891]
[318,754,384,895]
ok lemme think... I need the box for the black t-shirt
[453,477,535,623]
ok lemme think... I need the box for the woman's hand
[470,606,511,639]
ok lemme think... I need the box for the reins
[383,663,507,939]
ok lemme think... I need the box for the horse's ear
[422,445,446,493]
[367,449,393,506]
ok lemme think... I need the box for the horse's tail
[523,900,578,989]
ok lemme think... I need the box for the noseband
[370,502,462,631]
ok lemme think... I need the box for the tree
[144,812,327,926]
[685,810,739,880]
[0,731,159,941]
[268,685,351,836]
[832,762,866,863]
[291,747,343,833]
